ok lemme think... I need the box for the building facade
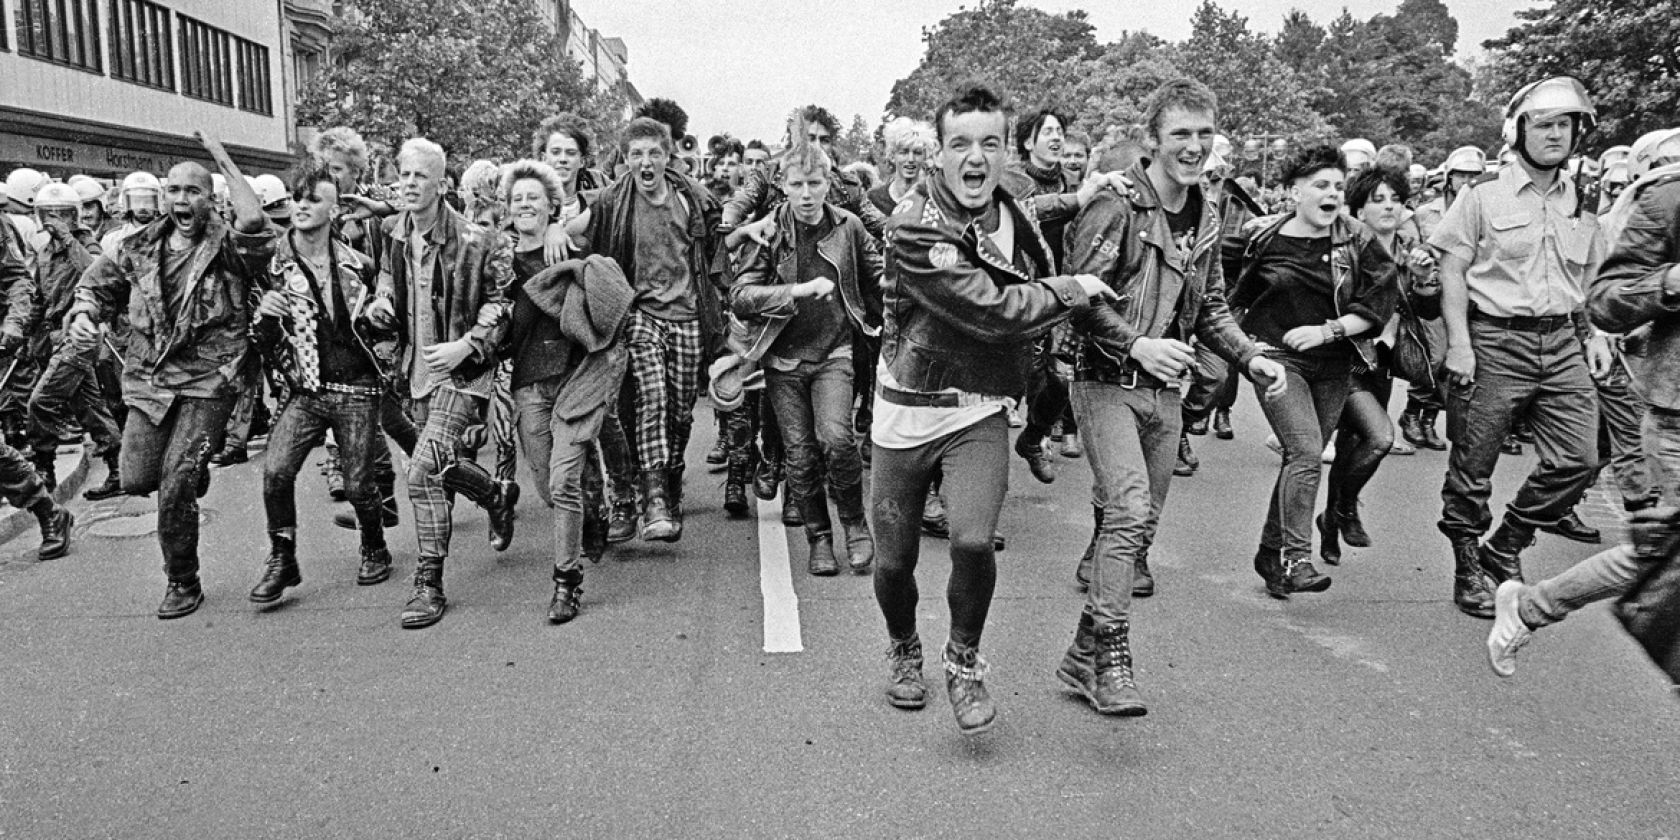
[542,0,642,117]
[0,0,294,178]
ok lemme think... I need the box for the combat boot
[547,567,583,624]
[841,518,874,574]
[83,451,124,501]
[249,530,301,604]
[723,456,750,517]
[32,498,73,560]
[1452,539,1495,618]
[400,557,447,629]
[640,472,677,542]
[942,641,995,736]
[1419,408,1447,450]
[1480,519,1533,585]
[1090,621,1147,716]
[885,635,928,709]
[356,545,393,586]
[1055,610,1097,694]
[1399,407,1428,449]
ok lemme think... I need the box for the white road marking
[758,493,803,653]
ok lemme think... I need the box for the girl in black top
[1231,146,1398,598]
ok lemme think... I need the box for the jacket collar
[1125,158,1208,213]
[392,198,459,248]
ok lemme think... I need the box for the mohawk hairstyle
[635,98,689,143]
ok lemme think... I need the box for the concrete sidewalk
[0,443,91,550]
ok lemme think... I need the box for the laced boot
[1075,503,1102,591]
[83,451,124,501]
[705,430,727,467]
[780,493,803,528]
[1479,519,1532,585]
[400,557,447,629]
[606,496,638,544]
[723,456,750,517]
[1399,407,1428,449]
[1452,539,1495,618]
[1055,610,1097,694]
[920,488,949,538]
[753,457,782,501]
[490,480,519,551]
[1213,408,1234,440]
[1173,433,1198,477]
[885,635,928,709]
[32,498,73,560]
[356,545,393,586]
[639,472,677,542]
[1090,621,1147,716]
[1419,408,1448,450]
[249,530,302,604]
[942,641,996,736]
[1014,433,1056,484]
[31,450,56,493]
[841,518,874,574]
[321,452,346,501]
[1317,508,1342,566]
[548,567,583,624]
[157,577,204,620]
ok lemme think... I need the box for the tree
[1175,2,1328,140]
[299,0,622,163]
[836,114,876,164]
[885,0,1101,121]
[1484,0,1680,149]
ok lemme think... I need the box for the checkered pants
[405,386,487,561]
[625,311,703,473]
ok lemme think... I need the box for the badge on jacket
[930,243,959,269]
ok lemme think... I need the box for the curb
[0,444,91,550]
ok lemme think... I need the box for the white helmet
[1501,76,1596,151]
[120,171,163,215]
[252,174,292,219]
[4,168,50,208]
[67,175,106,205]
[1340,138,1377,168]
[33,182,80,213]
[1444,145,1488,175]
[1629,128,1680,179]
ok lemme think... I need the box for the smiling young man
[68,132,275,619]
[1059,79,1285,716]
[1430,76,1611,619]
[573,117,726,543]
[730,142,882,577]
[870,84,1116,735]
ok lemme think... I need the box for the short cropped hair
[621,117,674,154]
[498,159,567,209]
[310,126,370,176]
[1346,166,1412,214]
[1142,79,1219,143]
[397,137,447,177]
[1015,108,1070,157]
[779,142,833,180]
[934,84,1012,144]
[1376,143,1413,172]
[531,113,593,160]
[1280,144,1346,184]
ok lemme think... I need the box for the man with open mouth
[68,131,277,620]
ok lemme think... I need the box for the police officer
[1430,76,1612,618]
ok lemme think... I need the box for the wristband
[1323,319,1348,341]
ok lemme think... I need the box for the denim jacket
[1588,174,1680,410]
[1065,159,1260,384]
[879,177,1091,398]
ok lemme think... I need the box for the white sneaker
[1487,580,1534,677]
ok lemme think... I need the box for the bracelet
[1323,319,1348,341]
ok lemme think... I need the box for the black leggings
[871,412,1010,648]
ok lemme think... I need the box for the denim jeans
[1592,363,1657,507]
[515,378,609,574]
[1440,320,1600,542]
[121,395,237,583]
[264,389,386,548]
[1326,371,1395,512]
[872,412,1009,649]
[1519,409,1680,626]
[1254,351,1351,560]
[1071,380,1181,625]
[1183,340,1241,423]
[765,356,863,539]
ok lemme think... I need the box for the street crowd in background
[4,68,1680,736]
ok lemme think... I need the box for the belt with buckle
[1471,312,1574,333]
[320,381,385,397]
[877,384,995,408]
[1116,365,1168,390]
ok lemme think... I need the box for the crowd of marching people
[3,68,1680,734]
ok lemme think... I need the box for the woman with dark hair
[1317,166,1436,565]
[1231,145,1398,598]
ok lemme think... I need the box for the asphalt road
[2,395,1676,839]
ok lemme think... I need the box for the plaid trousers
[406,386,487,561]
[625,311,703,473]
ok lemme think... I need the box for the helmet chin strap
[1515,116,1575,172]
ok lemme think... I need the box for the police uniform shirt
[1427,164,1604,319]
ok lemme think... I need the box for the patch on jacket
[929,243,959,269]
[1091,235,1120,258]
[894,197,916,216]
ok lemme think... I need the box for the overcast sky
[574,0,1528,143]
